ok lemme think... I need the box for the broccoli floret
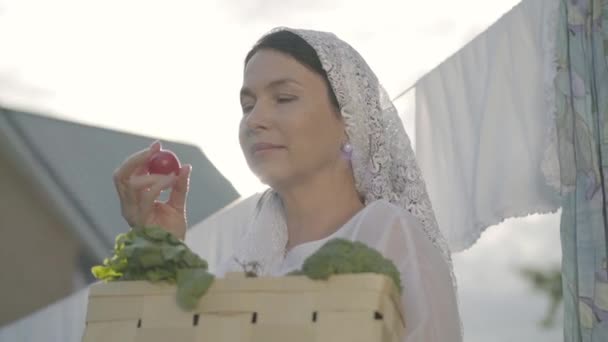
[295,238,402,293]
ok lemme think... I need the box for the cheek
[238,120,253,163]
[288,117,340,165]
[238,120,246,146]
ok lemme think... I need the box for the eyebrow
[240,78,303,99]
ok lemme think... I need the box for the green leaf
[91,265,122,281]
[91,226,214,311]
[176,269,215,311]
[143,226,171,241]
[182,252,207,269]
[145,268,174,282]
[137,250,166,268]
[161,244,186,261]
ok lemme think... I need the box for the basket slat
[140,295,193,328]
[316,311,384,341]
[134,327,195,342]
[196,313,253,341]
[82,321,138,342]
[86,297,143,322]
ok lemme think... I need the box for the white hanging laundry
[414,0,562,252]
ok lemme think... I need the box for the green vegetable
[290,238,402,293]
[176,269,215,310]
[91,226,214,311]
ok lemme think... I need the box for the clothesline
[391,81,417,102]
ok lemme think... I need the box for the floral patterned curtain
[554,0,608,340]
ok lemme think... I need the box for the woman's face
[239,49,346,189]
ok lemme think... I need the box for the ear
[341,133,349,144]
[331,110,348,144]
[340,124,349,142]
[333,107,343,121]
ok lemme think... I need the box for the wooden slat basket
[82,273,405,342]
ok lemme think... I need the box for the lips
[251,142,284,154]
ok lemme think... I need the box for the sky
[0,0,564,341]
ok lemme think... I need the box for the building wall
[0,151,79,327]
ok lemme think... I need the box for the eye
[241,100,255,115]
[241,104,253,114]
[276,95,297,104]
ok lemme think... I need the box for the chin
[256,173,287,189]
[253,168,291,189]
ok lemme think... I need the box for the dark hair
[245,30,340,110]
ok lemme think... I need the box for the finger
[125,174,172,209]
[125,173,175,227]
[117,185,138,227]
[114,172,154,227]
[133,164,150,176]
[120,179,148,227]
[137,174,177,223]
[122,208,137,228]
[113,141,161,183]
[129,174,177,191]
[167,164,192,213]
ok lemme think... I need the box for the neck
[275,166,364,252]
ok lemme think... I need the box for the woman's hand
[112,141,191,240]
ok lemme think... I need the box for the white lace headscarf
[232,27,454,285]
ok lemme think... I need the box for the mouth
[250,143,285,156]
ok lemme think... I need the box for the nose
[244,102,271,132]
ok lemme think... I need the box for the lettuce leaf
[91,226,214,311]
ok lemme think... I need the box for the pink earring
[341,142,353,154]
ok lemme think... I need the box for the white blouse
[186,194,463,342]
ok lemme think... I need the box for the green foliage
[292,238,402,293]
[91,226,214,311]
[176,268,215,310]
[519,265,563,328]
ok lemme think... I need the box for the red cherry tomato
[147,150,181,175]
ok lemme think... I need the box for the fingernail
[149,140,161,150]
[179,164,191,176]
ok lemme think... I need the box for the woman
[113,27,463,341]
